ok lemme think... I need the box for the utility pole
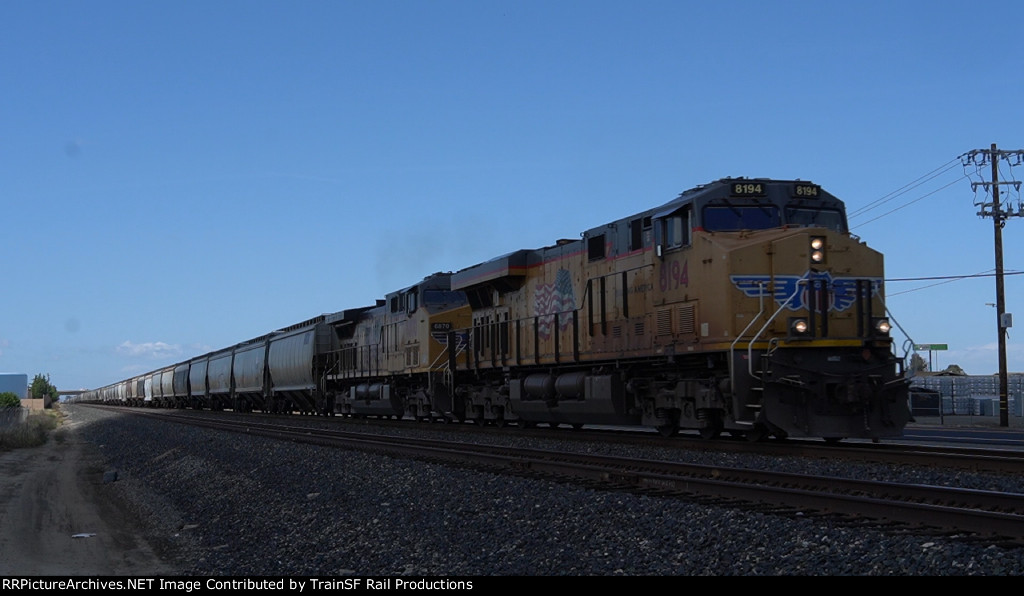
[963,144,1024,427]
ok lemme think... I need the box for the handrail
[745,282,805,377]
[427,343,451,371]
[319,355,340,397]
[427,336,466,397]
[885,305,914,376]
[728,281,768,393]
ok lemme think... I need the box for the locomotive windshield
[423,290,468,306]
[702,205,781,231]
[699,205,846,233]
[785,207,846,232]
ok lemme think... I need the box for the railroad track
[107,407,1024,547]
[168,406,1024,474]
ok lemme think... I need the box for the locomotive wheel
[744,425,769,442]
[518,420,536,429]
[699,425,722,440]
[656,423,679,438]
[698,411,723,440]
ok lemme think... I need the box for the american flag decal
[535,269,576,339]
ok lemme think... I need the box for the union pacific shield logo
[730,272,882,312]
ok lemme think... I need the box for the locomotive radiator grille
[656,305,695,337]
[678,304,696,335]
[656,309,672,336]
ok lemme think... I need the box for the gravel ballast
[66,405,1024,576]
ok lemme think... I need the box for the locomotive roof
[650,177,844,218]
[451,177,848,292]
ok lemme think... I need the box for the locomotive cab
[334,273,473,422]
[647,179,910,440]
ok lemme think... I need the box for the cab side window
[664,207,691,249]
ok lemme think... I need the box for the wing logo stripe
[730,272,881,312]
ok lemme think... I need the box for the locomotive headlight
[810,236,826,264]
[790,318,810,336]
[873,318,892,335]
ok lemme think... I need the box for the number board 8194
[730,182,765,197]
[792,184,820,198]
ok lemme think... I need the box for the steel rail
[112,407,1024,546]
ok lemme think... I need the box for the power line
[961,144,1024,428]
[884,269,1024,297]
[848,158,962,220]
[846,151,1023,231]
[886,270,1023,282]
[849,176,965,229]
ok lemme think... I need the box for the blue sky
[3,0,1024,391]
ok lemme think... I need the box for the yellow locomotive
[445,177,911,440]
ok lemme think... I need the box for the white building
[909,371,1024,416]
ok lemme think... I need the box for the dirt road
[0,414,180,576]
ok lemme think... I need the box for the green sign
[914,344,948,351]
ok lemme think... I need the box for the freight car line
[112,406,1024,547]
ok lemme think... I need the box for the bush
[0,392,20,408]
[0,408,61,451]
